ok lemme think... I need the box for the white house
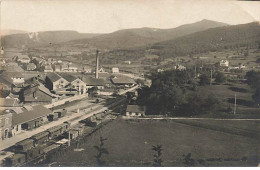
[112,67,119,73]
[220,60,229,67]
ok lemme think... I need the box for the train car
[21,146,44,162]
[46,126,63,139]
[5,153,26,167]
[31,131,49,145]
[60,122,70,133]
[15,139,35,152]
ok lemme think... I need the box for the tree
[203,94,220,114]
[253,88,260,106]
[215,71,226,83]
[199,74,210,86]
[256,57,260,63]
[183,153,195,167]
[94,137,109,166]
[245,70,260,89]
[152,145,163,167]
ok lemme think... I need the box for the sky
[0,0,260,33]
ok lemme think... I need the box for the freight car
[30,131,49,146]
[5,153,26,167]
[15,139,35,152]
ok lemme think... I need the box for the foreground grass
[45,118,260,167]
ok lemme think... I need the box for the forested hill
[149,22,260,58]
[64,19,228,49]
[1,31,101,48]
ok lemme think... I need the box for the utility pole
[194,65,197,78]
[68,130,71,146]
[95,49,99,79]
[234,93,237,115]
[210,67,213,86]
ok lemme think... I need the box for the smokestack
[95,49,99,79]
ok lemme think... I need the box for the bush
[199,74,210,86]
[215,72,226,83]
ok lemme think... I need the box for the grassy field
[196,82,260,116]
[45,118,260,167]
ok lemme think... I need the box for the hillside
[65,19,228,49]
[149,22,260,58]
[1,31,101,48]
[1,29,28,36]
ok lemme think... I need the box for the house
[174,64,186,70]
[112,67,119,73]
[26,63,37,71]
[123,60,131,65]
[44,65,53,72]
[0,98,20,110]
[45,72,69,91]
[82,76,105,90]
[125,105,145,117]
[0,71,25,87]
[59,63,78,72]
[11,105,52,135]
[157,68,164,72]
[14,54,30,64]
[3,62,25,72]
[0,109,13,140]
[60,73,86,94]
[220,60,229,67]
[111,76,136,87]
[20,83,58,105]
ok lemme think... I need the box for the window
[16,125,19,131]
[18,158,21,163]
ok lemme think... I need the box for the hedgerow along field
[45,118,260,167]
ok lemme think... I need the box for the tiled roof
[111,76,136,84]
[46,72,62,82]
[12,105,52,126]
[0,98,19,107]
[59,73,78,82]
[82,76,105,86]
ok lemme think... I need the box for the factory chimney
[95,49,99,79]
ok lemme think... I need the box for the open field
[196,82,260,116]
[44,118,260,167]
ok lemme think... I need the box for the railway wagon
[60,122,70,133]
[5,153,26,167]
[31,131,49,145]
[15,139,35,152]
[21,146,44,162]
[46,126,63,139]
[47,112,59,121]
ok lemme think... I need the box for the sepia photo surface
[0,0,260,167]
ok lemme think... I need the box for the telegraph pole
[194,65,197,78]
[234,93,237,115]
[210,67,213,86]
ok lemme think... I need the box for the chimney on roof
[95,49,99,79]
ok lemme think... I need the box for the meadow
[45,118,260,167]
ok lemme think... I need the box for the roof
[46,72,62,82]
[16,138,34,146]
[26,63,36,70]
[0,71,24,86]
[0,98,19,107]
[31,131,49,140]
[111,76,136,85]
[46,125,62,133]
[82,76,105,86]
[126,105,145,113]
[12,105,52,126]
[59,73,78,82]
[2,63,25,72]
